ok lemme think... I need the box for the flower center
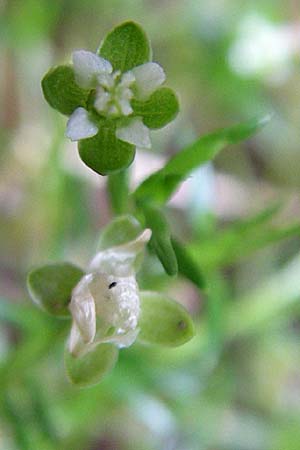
[94,70,135,117]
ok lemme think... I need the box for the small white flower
[68,229,151,357]
[66,50,166,149]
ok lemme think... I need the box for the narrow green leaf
[143,205,178,276]
[132,87,179,129]
[226,253,300,338]
[41,65,89,116]
[98,215,142,250]
[65,344,118,387]
[171,238,206,289]
[78,120,135,175]
[99,21,151,72]
[134,116,271,204]
[138,291,195,346]
[27,263,84,317]
[189,211,300,271]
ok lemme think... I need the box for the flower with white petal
[66,50,166,149]
[68,228,151,358]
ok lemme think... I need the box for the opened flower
[27,216,195,386]
[42,21,179,175]
[66,50,165,150]
[68,228,152,357]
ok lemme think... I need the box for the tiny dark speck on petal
[109,281,117,289]
[178,320,186,330]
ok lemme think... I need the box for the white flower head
[66,49,166,149]
[68,229,151,357]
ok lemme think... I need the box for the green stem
[107,169,130,215]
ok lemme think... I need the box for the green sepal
[138,291,195,347]
[65,344,118,387]
[41,65,89,116]
[98,215,142,250]
[143,205,178,276]
[171,238,206,289]
[27,263,84,317]
[132,87,179,129]
[78,120,135,175]
[134,115,271,205]
[98,21,151,72]
[98,215,144,271]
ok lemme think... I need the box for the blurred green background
[1,0,300,449]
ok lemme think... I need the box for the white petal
[73,50,112,89]
[119,98,133,116]
[69,274,96,344]
[88,229,151,276]
[66,107,99,141]
[94,88,111,113]
[116,118,151,149]
[132,62,166,100]
[119,71,135,88]
[103,328,140,348]
[117,229,152,254]
[68,321,88,357]
[97,72,114,89]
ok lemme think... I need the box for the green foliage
[172,238,206,289]
[98,21,151,72]
[134,116,270,204]
[138,291,195,346]
[27,263,84,317]
[189,205,300,271]
[65,344,118,387]
[78,120,135,175]
[132,87,179,129]
[41,65,89,116]
[143,205,178,276]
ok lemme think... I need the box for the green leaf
[138,291,195,346]
[171,238,206,289]
[41,65,89,116]
[98,215,142,250]
[27,263,84,317]
[132,87,179,129]
[65,344,118,387]
[78,120,135,175]
[188,206,300,271]
[143,205,178,276]
[99,21,151,72]
[134,116,271,204]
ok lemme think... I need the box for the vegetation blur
[1,0,300,449]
